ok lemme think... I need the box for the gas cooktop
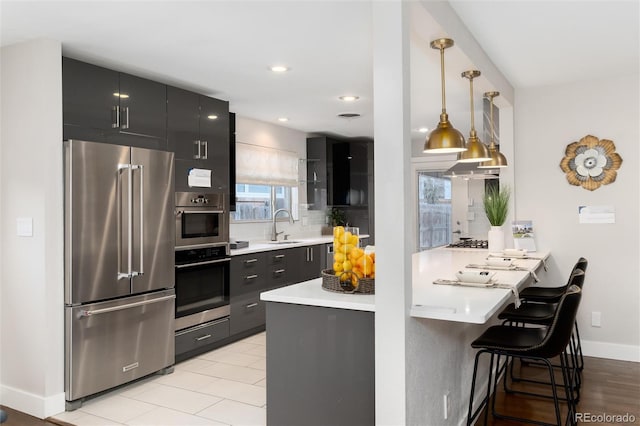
[446,239,488,249]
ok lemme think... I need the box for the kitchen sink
[268,240,301,245]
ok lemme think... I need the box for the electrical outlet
[443,392,451,419]
[592,311,601,327]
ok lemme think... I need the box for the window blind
[235,143,299,186]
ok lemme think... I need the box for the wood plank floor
[1,356,638,425]
[474,356,640,425]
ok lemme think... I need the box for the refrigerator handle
[117,164,132,280]
[79,294,175,317]
[132,164,144,276]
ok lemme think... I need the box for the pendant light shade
[478,91,508,168]
[423,38,466,154]
[457,70,491,163]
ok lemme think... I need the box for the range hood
[443,161,500,179]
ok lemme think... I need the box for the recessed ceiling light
[270,65,289,73]
[207,115,218,120]
[418,127,429,133]
[278,117,289,122]
[339,95,359,102]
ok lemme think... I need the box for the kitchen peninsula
[261,247,549,425]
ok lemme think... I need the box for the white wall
[515,73,640,361]
[230,116,326,242]
[0,39,65,417]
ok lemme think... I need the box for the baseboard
[582,340,640,362]
[0,385,65,419]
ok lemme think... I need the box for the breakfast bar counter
[411,248,550,323]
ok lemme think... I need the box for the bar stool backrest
[527,285,582,359]
[574,257,588,275]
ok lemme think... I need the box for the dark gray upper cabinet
[306,136,373,209]
[62,57,167,150]
[167,86,230,192]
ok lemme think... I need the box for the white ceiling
[1,1,638,144]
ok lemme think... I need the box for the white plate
[455,270,495,284]
[503,248,528,257]
[486,258,514,267]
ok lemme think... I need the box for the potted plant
[483,185,510,252]
[328,207,347,227]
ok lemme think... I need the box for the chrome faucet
[271,208,293,241]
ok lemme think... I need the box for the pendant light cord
[440,46,446,115]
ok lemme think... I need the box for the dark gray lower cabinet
[229,246,324,338]
[266,302,375,426]
[230,253,267,336]
[175,318,229,360]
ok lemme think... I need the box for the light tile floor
[53,332,267,426]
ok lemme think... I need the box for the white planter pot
[488,225,505,253]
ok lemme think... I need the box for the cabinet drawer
[175,318,229,356]
[230,292,265,335]
[231,253,267,297]
[267,250,289,266]
[268,266,289,289]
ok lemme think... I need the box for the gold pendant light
[478,91,508,168]
[423,38,466,154]
[457,70,491,163]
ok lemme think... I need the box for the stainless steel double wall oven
[174,192,231,360]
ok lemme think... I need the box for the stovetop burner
[447,239,488,249]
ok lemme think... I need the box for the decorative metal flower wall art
[559,135,623,191]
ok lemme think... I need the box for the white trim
[0,385,65,419]
[581,340,640,362]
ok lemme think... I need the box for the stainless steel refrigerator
[64,139,175,407]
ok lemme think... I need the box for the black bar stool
[467,285,582,426]
[519,258,588,372]
[498,269,585,399]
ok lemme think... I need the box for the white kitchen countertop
[230,234,370,256]
[411,248,550,324]
[260,278,376,312]
[259,245,548,322]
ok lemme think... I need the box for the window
[417,171,452,250]
[233,184,297,221]
[233,143,300,222]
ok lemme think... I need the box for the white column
[0,39,65,417]
[372,2,412,424]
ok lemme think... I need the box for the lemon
[342,260,352,271]
[333,261,343,272]
[334,252,345,263]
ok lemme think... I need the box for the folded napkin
[466,263,518,271]
[433,279,521,308]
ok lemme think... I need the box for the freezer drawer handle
[195,334,212,342]
[79,294,175,317]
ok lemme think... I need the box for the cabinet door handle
[195,334,212,341]
[310,247,313,262]
[112,105,120,128]
[202,141,208,159]
[274,254,285,259]
[246,303,258,309]
[274,269,285,274]
[245,274,258,280]
[244,258,258,264]
[194,140,201,159]
[122,106,130,129]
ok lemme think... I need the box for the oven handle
[175,258,231,269]
[176,209,224,215]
